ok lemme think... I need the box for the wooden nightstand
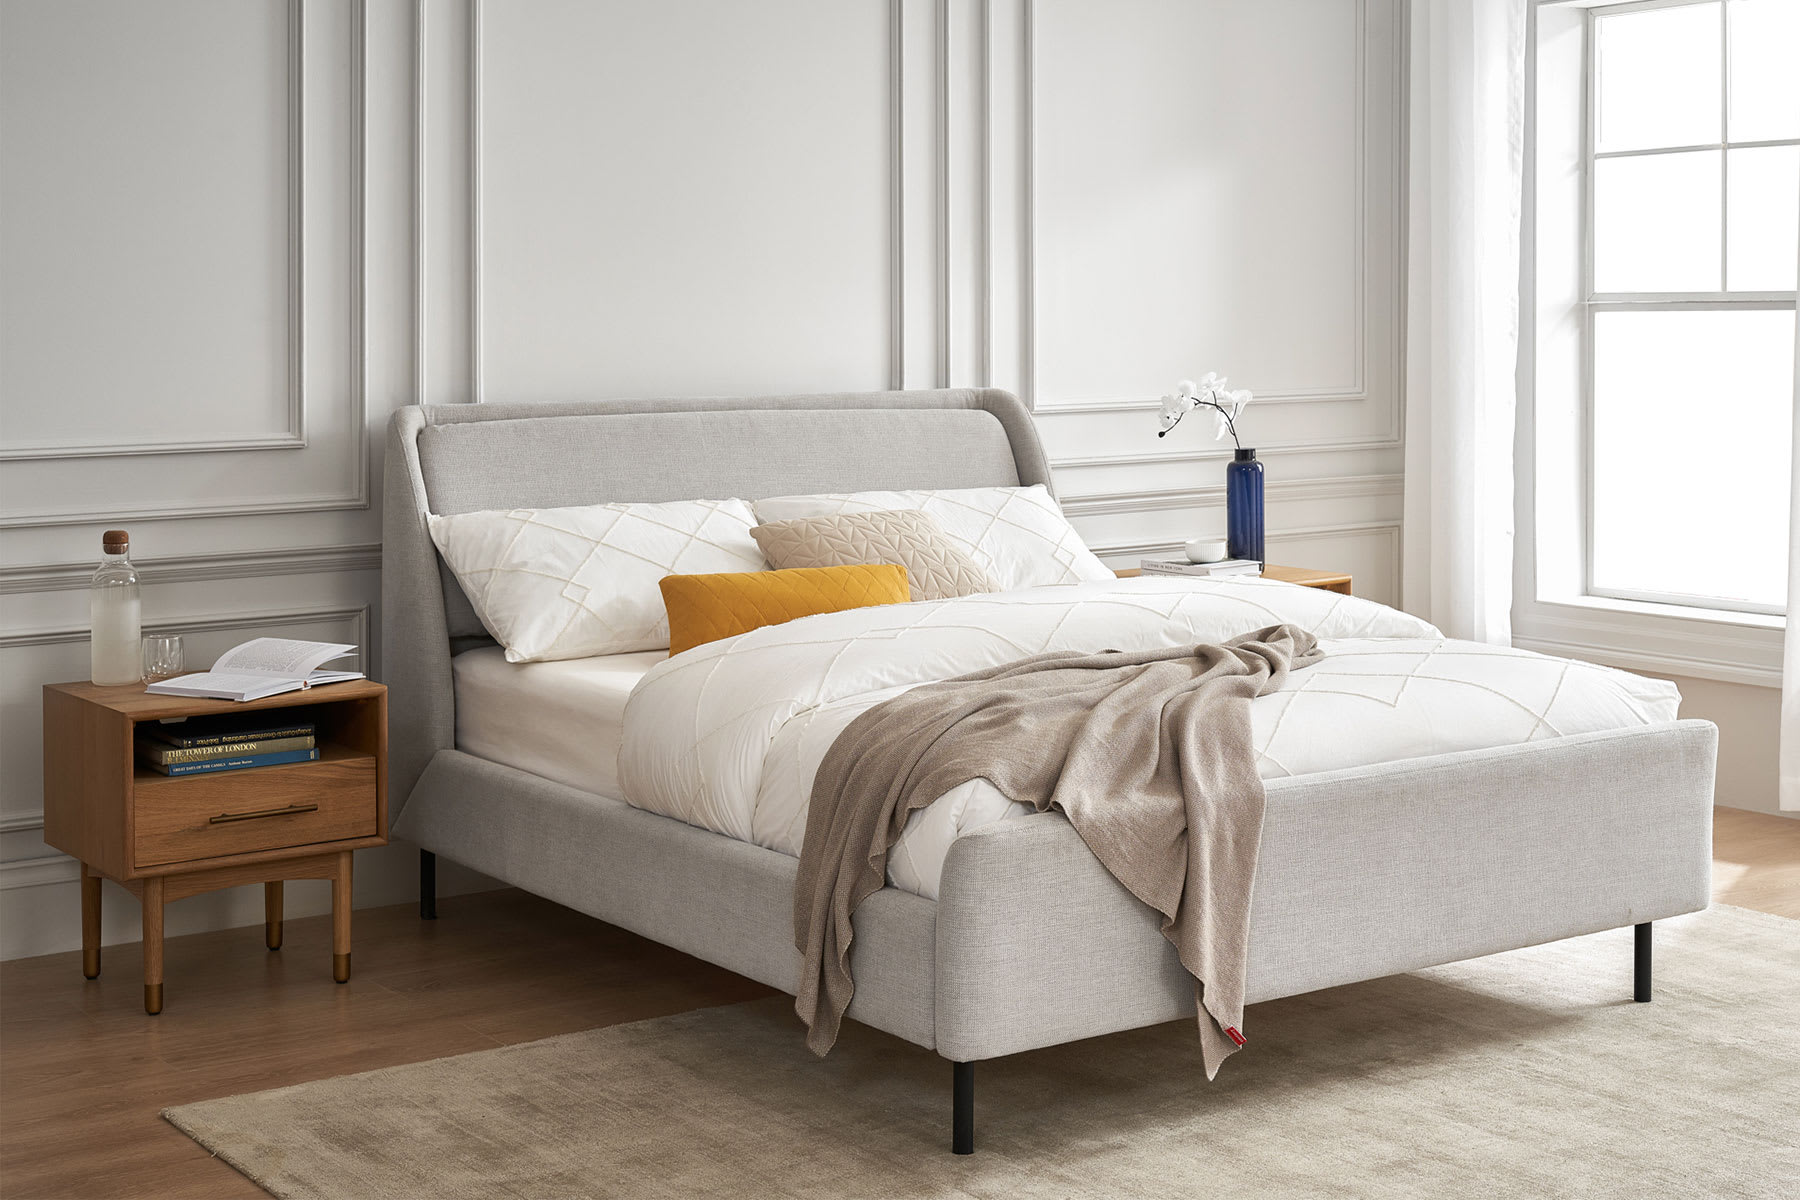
[1115,564,1353,595]
[41,679,387,1014]
[1258,565,1353,594]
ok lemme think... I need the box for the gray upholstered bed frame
[382,389,1717,1154]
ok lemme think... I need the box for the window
[1582,0,1796,615]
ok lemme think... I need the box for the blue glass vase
[1226,448,1264,566]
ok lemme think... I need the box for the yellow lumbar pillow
[660,563,910,656]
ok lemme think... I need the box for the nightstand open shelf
[42,678,388,1014]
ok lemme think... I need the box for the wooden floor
[1709,806,1800,919]
[3,807,1796,1199]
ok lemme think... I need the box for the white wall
[1660,676,1787,818]
[0,0,1406,959]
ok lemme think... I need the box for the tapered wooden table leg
[264,881,284,950]
[331,851,352,983]
[141,876,164,1014]
[80,863,101,979]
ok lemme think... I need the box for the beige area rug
[166,905,1799,1200]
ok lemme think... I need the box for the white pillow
[752,485,1112,591]
[428,499,766,662]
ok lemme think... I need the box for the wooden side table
[41,679,387,1014]
[1115,564,1353,595]
[1258,565,1353,594]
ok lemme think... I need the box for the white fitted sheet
[452,646,665,800]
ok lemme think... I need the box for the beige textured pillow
[750,509,998,602]
[753,485,1115,590]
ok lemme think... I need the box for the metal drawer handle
[209,803,319,825]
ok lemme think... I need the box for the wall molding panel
[0,603,369,659]
[461,0,903,404]
[0,0,371,530]
[1021,0,1402,430]
[0,545,382,596]
[1061,474,1402,519]
[0,0,310,463]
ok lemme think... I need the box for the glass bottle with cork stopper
[90,529,142,685]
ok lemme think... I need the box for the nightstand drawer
[134,751,378,868]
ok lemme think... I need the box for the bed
[382,388,1716,1154]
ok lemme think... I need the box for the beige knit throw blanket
[793,623,1322,1078]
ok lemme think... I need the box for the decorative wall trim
[0,0,372,526]
[888,0,905,389]
[1061,473,1402,518]
[0,0,308,462]
[1053,433,1404,472]
[1027,0,1393,415]
[466,0,906,398]
[1263,519,1403,601]
[0,544,383,596]
[978,0,992,387]
[468,0,485,403]
[0,603,370,655]
[936,0,952,388]
[349,0,368,471]
[1020,0,1036,408]
[413,0,427,404]
[0,855,77,892]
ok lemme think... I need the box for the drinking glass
[142,634,184,683]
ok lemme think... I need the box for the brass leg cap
[267,922,282,951]
[333,952,350,984]
[144,983,163,1015]
[82,950,100,980]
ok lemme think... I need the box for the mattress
[452,646,665,800]
[619,576,1684,899]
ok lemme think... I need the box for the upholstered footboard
[933,719,1718,1063]
[400,721,1714,1153]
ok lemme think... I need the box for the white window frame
[1514,0,1790,688]
[1580,0,1797,617]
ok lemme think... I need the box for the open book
[144,638,364,702]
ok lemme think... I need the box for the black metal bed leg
[952,1061,974,1155]
[1634,921,1651,1002]
[420,850,438,921]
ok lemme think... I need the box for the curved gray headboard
[381,388,1053,815]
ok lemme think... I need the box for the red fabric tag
[1225,1026,1247,1047]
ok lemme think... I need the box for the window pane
[1728,0,1800,142]
[1595,3,1722,153]
[1728,146,1800,291]
[1592,309,1794,609]
[1593,151,1722,293]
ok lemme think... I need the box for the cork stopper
[102,529,129,553]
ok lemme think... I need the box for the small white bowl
[1184,537,1229,564]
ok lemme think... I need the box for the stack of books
[136,714,320,777]
[1139,556,1262,578]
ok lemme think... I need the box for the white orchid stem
[1207,399,1242,450]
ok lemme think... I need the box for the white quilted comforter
[618,577,1681,899]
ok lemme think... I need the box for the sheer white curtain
[1783,276,1800,812]
[1401,0,1527,644]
